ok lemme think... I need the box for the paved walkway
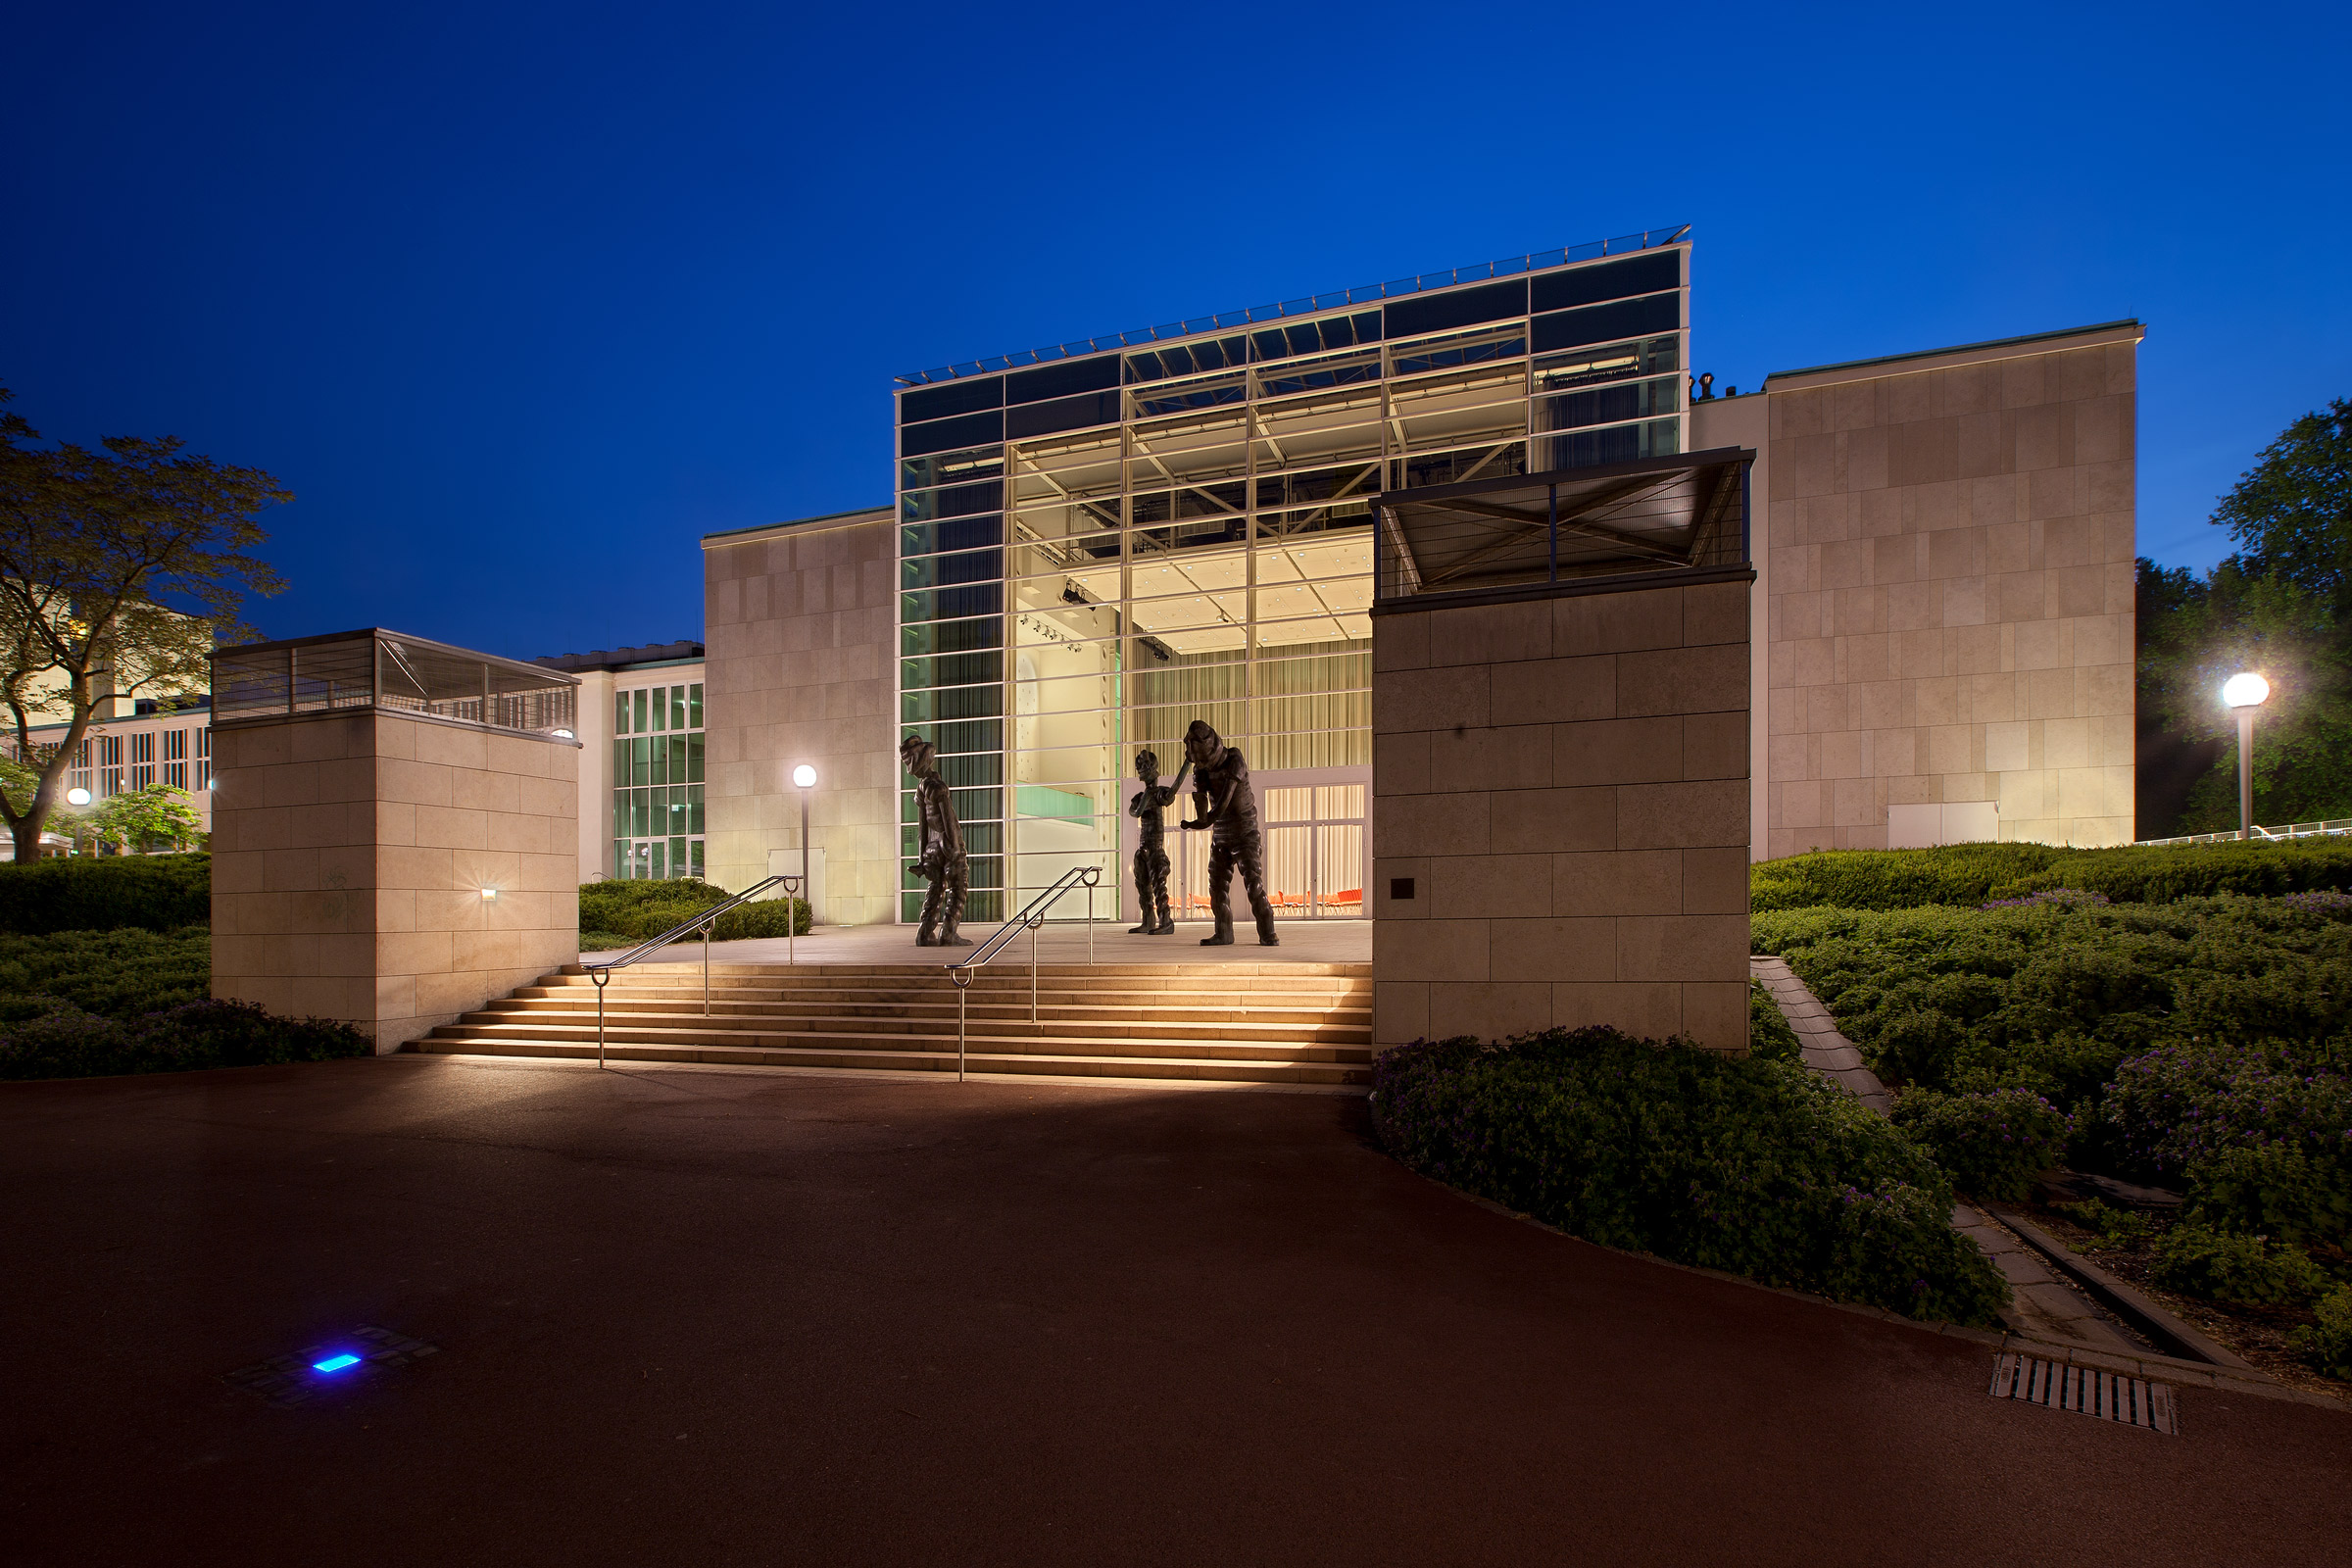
[588,916,1373,970]
[3,1059,2345,1565]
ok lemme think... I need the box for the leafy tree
[0,385,287,862]
[83,784,206,854]
[2138,401,2352,834]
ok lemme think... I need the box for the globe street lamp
[65,787,92,807]
[2224,672,2270,841]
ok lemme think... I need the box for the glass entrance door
[1164,769,1367,920]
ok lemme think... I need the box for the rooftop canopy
[211,628,579,741]
[1372,447,1752,607]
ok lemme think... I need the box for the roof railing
[893,224,1691,386]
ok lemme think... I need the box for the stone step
[558,961,1373,981]
[486,997,1370,1029]
[415,1034,1370,1085]
[432,1018,1372,1062]
[541,972,1373,998]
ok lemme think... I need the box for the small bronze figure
[1179,719,1278,947]
[902,734,970,947]
[1125,747,1191,935]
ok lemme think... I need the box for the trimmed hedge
[0,927,212,1020]
[0,997,370,1081]
[1750,897,2352,1111]
[577,878,809,952]
[1750,839,2352,913]
[0,853,210,934]
[1370,1026,2008,1326]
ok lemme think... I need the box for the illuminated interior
[895,244,1689,921]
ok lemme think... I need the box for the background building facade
[1693,320,2142,858]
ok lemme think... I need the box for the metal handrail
[945,865,1102,1082]
[581,873,804,1068]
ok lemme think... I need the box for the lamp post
[2223,672,2270,841]
[791,763,816,964]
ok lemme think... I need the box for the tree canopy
[2138,400,2352,835]
[0,384,288,860]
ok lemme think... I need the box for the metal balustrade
[945,864,1102,1082]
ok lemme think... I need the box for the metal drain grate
[224,1325,439,1407]
[1990,1352,2177,1435]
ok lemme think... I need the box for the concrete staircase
[406,961,1374,1087]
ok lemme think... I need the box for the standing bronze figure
[1179,719,1278,947]
[1125,747,1191,936]
[902,734,969,947]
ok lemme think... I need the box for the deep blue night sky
[4,2,2346,662]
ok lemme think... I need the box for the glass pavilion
[894,228,1691,923]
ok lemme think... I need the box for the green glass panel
[689,784,705,835]
[630,736,651,786]
[667,734,687,784]
[612,840,626,878]
[689,683,704,729]
[651,840,666,879]
[612,793,626,836]
[668,837,686,875]
[689,839,705,878]
[671,685,687,730]
[614,692,629,735]
[687,733,705,783]
[633,689,648,732]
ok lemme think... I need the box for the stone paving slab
[1748,955,1893,1114]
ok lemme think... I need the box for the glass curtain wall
[612,680,706,879]
[896,246,1688,921]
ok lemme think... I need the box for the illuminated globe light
[2224,672,2270,709]
[552,727,575,740]
[792,764,816,789]
[65,787,92,806]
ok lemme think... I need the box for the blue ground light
[312,1353,362,1374]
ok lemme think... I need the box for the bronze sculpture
[1125,747,1191,935]
[902,734,969,947]
[1179,719,1278,947]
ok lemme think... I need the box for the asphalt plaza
[4,1055,2348,1566]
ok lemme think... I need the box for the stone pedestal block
[211,709,580,1052]
[1373,575,1752,1054]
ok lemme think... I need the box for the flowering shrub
[2147,1221,2329,1307]
[2294,1286,2352,1379]
[2280,890,2352,916]
[1978,888,2111,912]
[1369,1027,2007,1326]
[1889,1088,2070,1200]
[0,999,369,1080]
